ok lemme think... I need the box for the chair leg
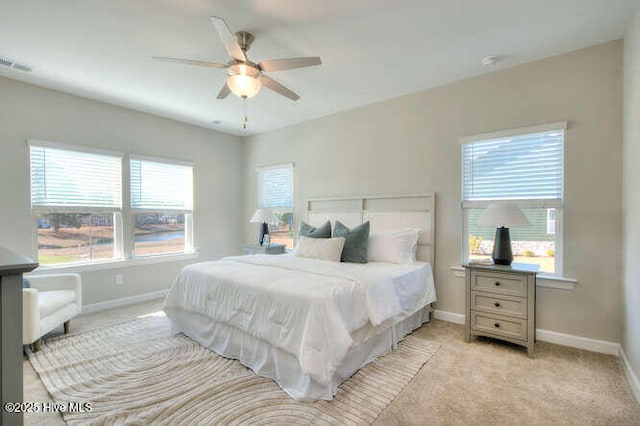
[33,339,41,352]
[64,320,70,334]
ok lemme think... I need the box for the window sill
[449,265,577,290]
[450,265,466,278]
[536,274,576,290]
[30,252,200,274]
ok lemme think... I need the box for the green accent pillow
[333,221,370,263]
[299,221,332,238]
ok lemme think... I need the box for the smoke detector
[0,56,33,72]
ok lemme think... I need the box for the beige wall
[244,41,623,342]
[623,7,640,382]
[0,77,244,305]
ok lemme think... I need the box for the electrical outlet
[116,274,124,285]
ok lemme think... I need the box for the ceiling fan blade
[210,16,246,62]
[217,82,231,99]
[258,57,322,72]
[259,75,300,101]
[152,56,226,69]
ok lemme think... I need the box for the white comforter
[163,254,435,386]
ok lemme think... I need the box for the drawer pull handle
[494,323,500,328]
[495,281,501,286]
[494,302,501,307]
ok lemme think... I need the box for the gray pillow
[333,221,370,263]
[299,221,331,238]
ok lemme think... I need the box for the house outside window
[257,163,294,248]
[461,123,565,275]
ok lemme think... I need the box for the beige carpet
[24,299,640,424]
[28,312,440,425]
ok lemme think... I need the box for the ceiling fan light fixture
[227,74,261,98]
[153,17,319,102]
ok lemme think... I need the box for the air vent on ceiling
[0,56,33,72]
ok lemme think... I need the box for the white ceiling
[0,0,636,136]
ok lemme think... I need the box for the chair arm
[22,288,40,344]
[25,273,82,309]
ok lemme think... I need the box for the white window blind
[130,159,193,211]
[257,163,294,210]
[30,144,122,210]
[462,128,564,207]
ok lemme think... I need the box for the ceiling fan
[152,16,321,101]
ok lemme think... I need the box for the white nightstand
[242,243,286,255]
[464,262,538,358]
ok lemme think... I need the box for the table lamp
[477,203,531,265]
[250,209,278,246]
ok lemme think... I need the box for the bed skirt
[164,305,431,401]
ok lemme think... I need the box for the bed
[163,194,436,401]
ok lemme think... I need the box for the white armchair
[22,273,82,351]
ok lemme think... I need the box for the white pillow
[294,236,346,262]
[367,229,420,264]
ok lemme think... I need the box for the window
[130,158,194,257]
[257,163,294,248]
[29,141,196,267]
[30,143,122,266]
[461,123,565,275]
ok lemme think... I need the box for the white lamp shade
[227,75,261,99]
[250,208,277,223]
[477,203,531,227]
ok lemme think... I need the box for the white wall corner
[621,347,640,403]
[82,289,168,315]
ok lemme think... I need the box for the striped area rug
[29,313,440,425]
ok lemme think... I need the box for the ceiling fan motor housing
[227,61,261,77]
[235,31,254,52]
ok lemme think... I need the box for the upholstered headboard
[306,193,436,265]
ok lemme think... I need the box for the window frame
[256,162,295,248]
[460,122,566,276]
[129,155,194,258]
[28,140,195,268]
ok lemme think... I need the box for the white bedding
[163,254,436,398]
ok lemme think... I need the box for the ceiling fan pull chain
[242,98,249,130]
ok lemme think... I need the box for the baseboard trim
[433,309,465,324]
[535,329,620,356]
[433,310,620,356]
[620,347,640,403]
[82,290,168,315]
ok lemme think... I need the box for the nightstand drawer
[471,272,527,297]
[472,312,527,341]
[471,291,527,319]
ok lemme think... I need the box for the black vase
[259,222,269,246]
[492,226,513,265]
